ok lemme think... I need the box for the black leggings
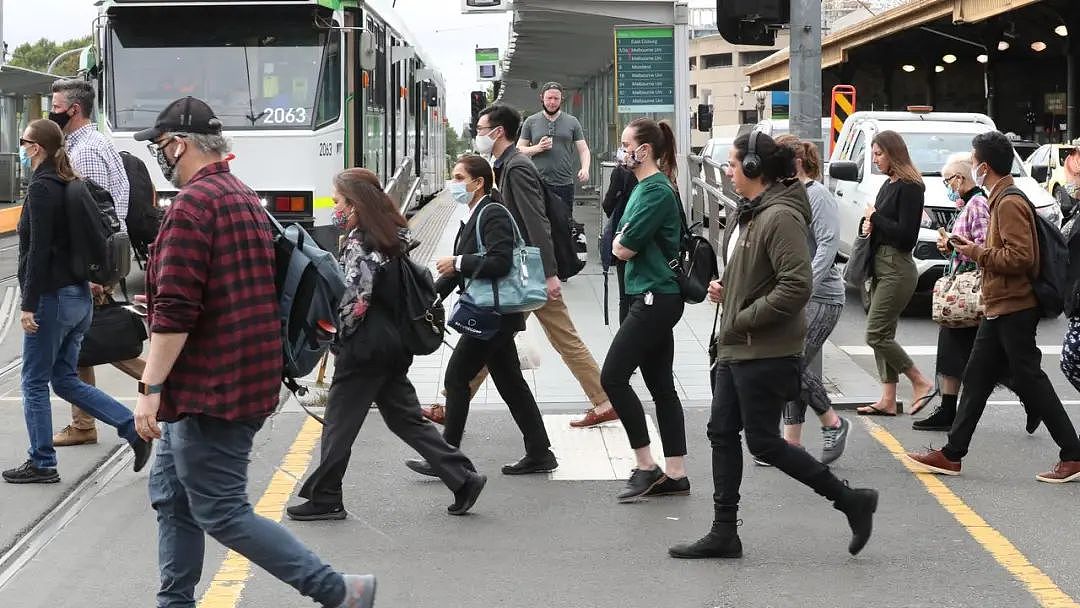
[601,293,686,457]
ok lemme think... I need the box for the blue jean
[149,415,346,608]
[22,283,138,468]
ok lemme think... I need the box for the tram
[86,0,447,251]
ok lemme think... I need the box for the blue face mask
[946,188,961,203]
[18,146,32,172]
[447,180,474,205]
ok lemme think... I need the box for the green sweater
[617,172,681,295]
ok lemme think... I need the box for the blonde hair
[25,119,79,183]
[941,152,973,179]
[774,134,822,180]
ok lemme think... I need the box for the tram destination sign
[615,26,675,114]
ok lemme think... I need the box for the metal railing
[384,156,416,215]
[687,153,740,252]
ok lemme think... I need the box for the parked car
[825,109,1061,312]
[1024,143,1079,221]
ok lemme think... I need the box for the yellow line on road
[861,419,1079,608]
[197,415,322,608]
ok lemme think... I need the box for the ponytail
[53,147,79,183]
[628,117,678,186]
[657,120,678,186]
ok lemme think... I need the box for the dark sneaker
[834,486,878,556]
[1026,412,1042,435]
[669,518,742,559]
[337,574,376,608]
[131,438,153,473]
[287,500,347,521]
[644,475,690,497]
[905,448,961,476]
[752,457,772,467]
[617,467,665,503]
[448,472,487,515]
[912,406,955,432]
[501,451,558,475]
[1035,460,1080,483]
[821,417,850,465]
[3,460,60,484]
[405,458,438,478]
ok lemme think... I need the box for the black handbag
[447,294,502,341]
[843,233,874,286]
[78,298,147,367]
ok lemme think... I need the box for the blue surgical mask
[18,146,31,172]
[946,188,961,203]
[448,180,472,205]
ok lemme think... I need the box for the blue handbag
[463,203,548,313]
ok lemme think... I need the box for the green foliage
[8,35,94,77]
[446,125,469,163]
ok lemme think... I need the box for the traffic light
[716,0,790,46]
[696,104,713,132]
[425,83,439,108]
[469,90,487,137]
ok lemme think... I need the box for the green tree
[9,35,94,76]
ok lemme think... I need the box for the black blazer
[866,179,924,253]
[436,195,526,332]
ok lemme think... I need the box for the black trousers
[443,330,551,457]
[709,358,844,511]
[298,369,474,504]
[601,293,687,457]
[944,307,1080,462]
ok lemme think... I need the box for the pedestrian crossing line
[860,418,1079,608]
[197,415,322,608]
[840,345,1064,357]
[544,414,666,480]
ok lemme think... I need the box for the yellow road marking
[861,419,1079,608]
[197,415,323,608]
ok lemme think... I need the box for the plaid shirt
[67,124,131,223]
[950,192,990,269]
[146,162,282,422]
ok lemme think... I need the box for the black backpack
[540,183,587,280]
[60,177,132,286]
[397,253,446,356]
[1004,186,1068,318]
[657,186,718,304]
[119,151,162,258]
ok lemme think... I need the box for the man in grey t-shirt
[517,82,591,215]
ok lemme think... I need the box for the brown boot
[53,425,98,446]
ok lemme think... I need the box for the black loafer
[448,472,487,515]
[501,451,558,475]
[286,500,347,521]
[405,458,438,477]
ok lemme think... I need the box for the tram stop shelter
[0,64,55,229]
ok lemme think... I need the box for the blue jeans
[22,283,138,468]
[149,415,346,608]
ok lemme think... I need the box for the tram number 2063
[262,107,308,125]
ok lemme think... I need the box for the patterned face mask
[332,206,351,230]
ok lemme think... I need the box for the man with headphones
[671,130,879,561]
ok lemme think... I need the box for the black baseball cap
[134,96,222,142]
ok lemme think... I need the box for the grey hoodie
[715,179,813,362]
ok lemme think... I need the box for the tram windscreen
[108,7,334,130]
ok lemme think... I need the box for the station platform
[0,196,1079,607]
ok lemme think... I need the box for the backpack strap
[649,182,691,272]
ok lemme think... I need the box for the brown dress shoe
[904,448,961,475]
[53,425,98,447]
[421,404,445,425]
[569,407,619,428]
[1035,460,1080,483]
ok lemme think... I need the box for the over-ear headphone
[742,129,763,179]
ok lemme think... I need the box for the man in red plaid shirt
[132,97,375,608]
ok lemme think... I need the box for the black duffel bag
[78,298,147,367]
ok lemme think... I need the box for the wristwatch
[138,382,164,396]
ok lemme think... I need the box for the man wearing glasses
[517,82,591,218]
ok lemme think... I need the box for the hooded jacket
[715,179,813,362]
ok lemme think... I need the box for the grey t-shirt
[806,180,846,304]
[520,111,585,186]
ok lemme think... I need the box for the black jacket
[435,195,525,333]
[603,164,638,221]
[866,179,924,253]
[18,162,81,313]
[494,146,557,278]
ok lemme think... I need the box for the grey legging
[783,301,843,425]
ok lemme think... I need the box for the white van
[826,110,1060,309]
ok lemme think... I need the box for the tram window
[315,32,341,128]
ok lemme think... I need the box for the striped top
[146,162,282,422]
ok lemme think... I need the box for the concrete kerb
[821,338,905,414]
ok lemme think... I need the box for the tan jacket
[971,176,1039,317]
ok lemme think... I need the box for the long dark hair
[872,130,924,187]
[627,118,678,186]
[332,168,408,255]
[25,119,78,182]
[455,154,495,194]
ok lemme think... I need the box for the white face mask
[971,163,987,188]
[473,127,498,155]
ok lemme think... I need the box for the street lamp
[47,47,89,75]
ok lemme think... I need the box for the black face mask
[48,109,72,130]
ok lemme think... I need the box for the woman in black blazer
[407,155,557,478]
[856,131,935,417]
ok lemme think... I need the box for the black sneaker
[501,451,558,475]
[644,475,690,497]
[3,460,60,484]
[912,406,954,432]
[617,467,666,503]
[286,500,347,521]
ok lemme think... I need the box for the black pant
[944,307,1080,462]
[709,358,844,511]
[601,293,687,457]
[443,330,551,456]
[550,183,574,218]
[299,369,474,504]
[615,262,630,324]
